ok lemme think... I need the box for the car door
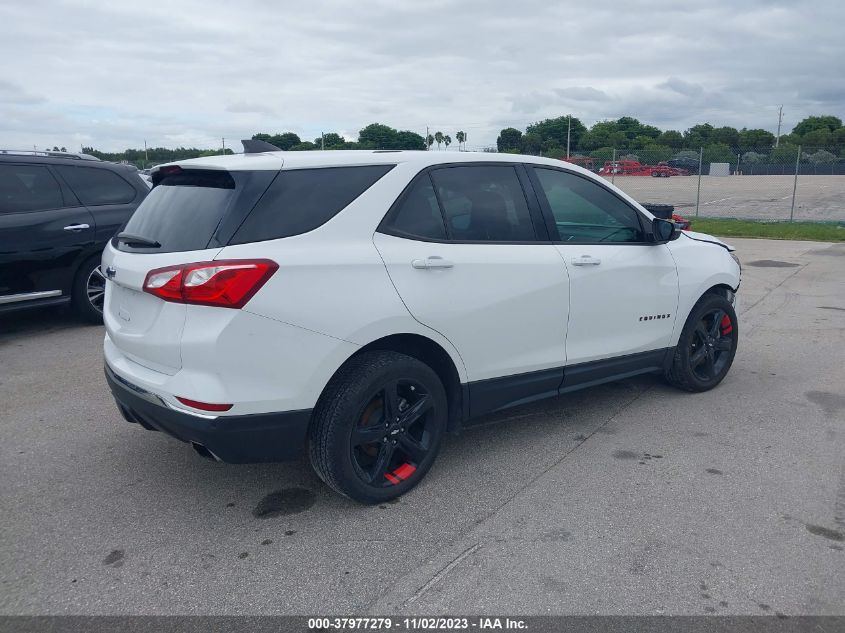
[527,165,679,370]
[0,162,95,302]
[53,165,143,244]
[374,163,570,415]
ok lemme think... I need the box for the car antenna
[241,139,282,153]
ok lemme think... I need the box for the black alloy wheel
[309,350,447,503]
[666,293,738,392]
[688,307,734,382]
[350,379,436,487]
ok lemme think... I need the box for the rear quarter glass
[115,169,277,254]
[228,164,394,245]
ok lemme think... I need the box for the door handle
[412,256,454,270]
[570,255,601,266]
[63,223,90,232]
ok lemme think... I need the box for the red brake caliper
[720,314,733,335]
[384,463,416,485]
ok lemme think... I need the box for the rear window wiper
[116,232,161,248]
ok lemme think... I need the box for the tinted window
[231,165,394,244]
[0,164,64,213]
[385,176,446,240]
[429,166,536,241]
[117,169,269,253]
[55,166,136,206]
[533,168,643,243]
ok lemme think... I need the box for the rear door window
[55,166,137,205]
[229,165,394,244]
[116,169,274,253]
[428,165,537,241]
[0,164,64,213]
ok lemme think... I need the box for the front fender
[668,237,741,346]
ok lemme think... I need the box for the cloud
[0,80,44,105]
[225,102,278,115]
[0,0,842,151]
[657,78,704,99]
[556,87,610,102]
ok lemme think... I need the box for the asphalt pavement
[0,238,843,615]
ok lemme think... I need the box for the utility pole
[695,147,704,217]
[611,148,616,185]
[775,105,783,148]
[426,126,429,151]
[789,145,801,222]
[221,138,225,154]
[321,132,325,150]
[566,115,571,159]
[144,139,148,167]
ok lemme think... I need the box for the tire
[308,351,448,504]
[665,293,738,392]
[651,171,659,177]
[72,254,106,324]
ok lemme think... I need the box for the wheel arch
[701,283,736,300]
[671,278,739,347]
[70,248,105,291]
[320,333,465,433]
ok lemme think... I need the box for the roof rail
[0,149,101,161]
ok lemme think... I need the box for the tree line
[79,115,844,169]
[81,145,235,166]
[496,114,845,166]
[252,124,469,152]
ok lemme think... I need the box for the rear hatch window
[115,168,276,253]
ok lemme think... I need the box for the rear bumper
[105,364,312,463]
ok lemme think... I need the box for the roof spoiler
[242,139,282,153]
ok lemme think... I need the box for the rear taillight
[143,259,278,309]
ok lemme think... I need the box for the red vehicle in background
[598,160,689,177]
[561,159,693,230]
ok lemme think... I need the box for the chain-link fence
[565,146,845,222]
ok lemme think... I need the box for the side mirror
[652,217,681,243]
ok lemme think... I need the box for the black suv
[0,151,149,322]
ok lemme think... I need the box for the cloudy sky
[1,0,842,152]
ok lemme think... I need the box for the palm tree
[456,131,466,151]
[434,131,444,150]
[426,134,434,150]
[444,135,452,150]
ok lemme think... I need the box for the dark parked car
[0,151,149,322]
[667,157,700,174]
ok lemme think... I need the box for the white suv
[102,145,740,504]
